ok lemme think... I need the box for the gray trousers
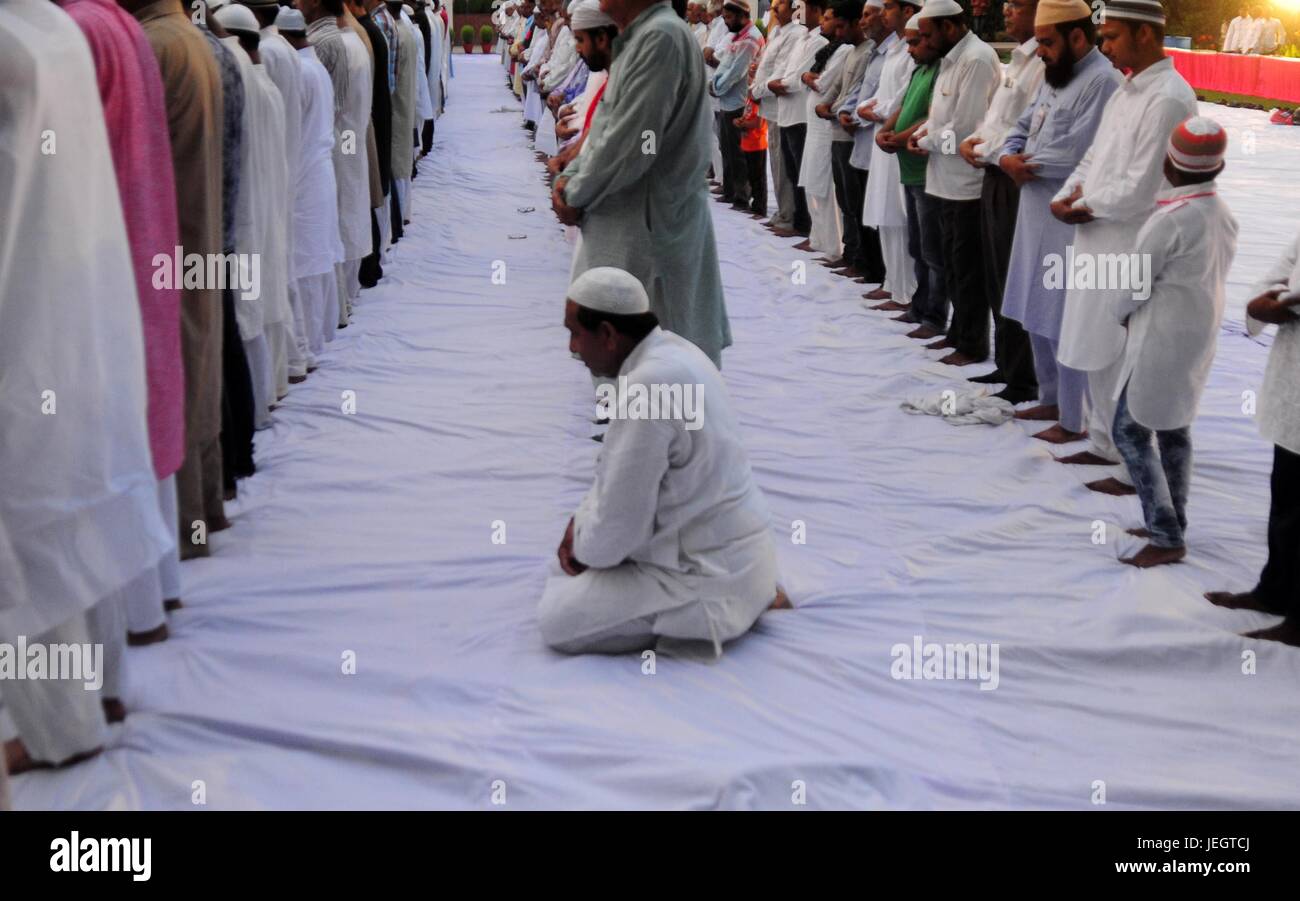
[767,121,795,228]
[1029,333,1090,434]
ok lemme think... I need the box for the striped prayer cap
[1167,116,1227,173]
[1099,0,1166,26]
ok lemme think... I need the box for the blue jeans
[903,184,946,332]
[1113,385,1192,548]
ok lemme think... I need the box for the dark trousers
[830,142,860,269]
[718,107,749,204]
[1256,444,1300,615]
[855,167,886,282]
[744,148,767,216]
[938,197,988,360]
[980,168,1036,393]
[421,119,434,155]
[779,122,811,234]
[219,285,256,491]
[359,205,384,288]
[390,183,404,242]
[904,183,945,332]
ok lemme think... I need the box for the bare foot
[864,288,892,301]
[1242,619,1300,646]
[1033,424,1087,444]
[925,338,955,350]
[1205,590,1279,613]
[164,598,183,613]
[891,312,915,322]
[4,738,102,775]
[1086,477,1138,496]
[1126,527,1151,538]
[223,487,237,502]
[769,587,792,610]
[1014,404,1060,422]
[127,623,169,647]
[209,513,232,532]
[1056,450,1121,466]
[940,351,982,367]
[102,698,127,723]
[1121,543,1186,567]
[907,325,941,340]
[288,374,307,384]
[792,239,813,252]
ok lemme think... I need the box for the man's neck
[614,0,658,30]
[1128,48,1165,77]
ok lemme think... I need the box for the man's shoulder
[628,330,715,382]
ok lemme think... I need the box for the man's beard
[1044,48,1077,88]
[581,50,610,72]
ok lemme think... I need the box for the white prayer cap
[568,267,650,316]
[214,2,260,35]
[402,3,414,14]
[905,12,921,29]
[865,0,884,8]
[917,0,964,18]
[276,6,307,32]
[570,0,614,29]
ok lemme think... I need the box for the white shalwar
[0,0,170,762]
[295,43,347,354]
[337,27,376,310]
[1055,58,1196,469]
[538,329,780,658]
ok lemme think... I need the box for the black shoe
[967,370,1005,385]
[992,386,1036,404]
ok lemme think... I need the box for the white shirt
[916,29,1001,201]
[1055,57,1197,370]
[705,16,731,112]
[751,20,803,122]
[1113,183,1239,431]
[774,24,825,128]
[1224,15,1253,52]
[1245,17,1286,53]
[967,37,1042,166]
[541,24,576,92]
[294,45,345,281]
[1247,229,1300,455]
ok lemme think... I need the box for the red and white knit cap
[1167,116,1227,174]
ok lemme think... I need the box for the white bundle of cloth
[900,389,1016,426]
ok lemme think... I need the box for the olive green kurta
[562,1,730,367]
[134,0,225,546]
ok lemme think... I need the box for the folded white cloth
[900,389,1015,426]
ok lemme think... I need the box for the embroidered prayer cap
[569,267,651,316]
[1098,0,1166,26]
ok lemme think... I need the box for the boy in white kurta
[540,268,784,657]
[1111,118,1237,568]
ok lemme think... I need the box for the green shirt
[895,62,937,187]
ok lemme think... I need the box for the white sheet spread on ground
[14,57,1300,810]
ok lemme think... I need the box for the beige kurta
[344,10,385,209]
[389,5,418,180]
[134,0,225,546]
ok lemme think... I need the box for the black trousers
[854,167,886,282]
[744,147,767,216]
[219,285,256,490]
[829,142,860,268]
[359,205,384,288]
[779,122,811,234]
[937,197,988,360]
[1256,444,1300,616]
[718,108,749,204]
[421,119,434,155]
[390,182,404,242]
[980,167,1036,393]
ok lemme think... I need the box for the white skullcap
[403,4,414,15]
[917,0,963,17]
[568,267,650,315]
[570,0,614,29]
[214,2,260,34]
[275,6,307,31]
[905,12,921,28]
[865,0,884,8]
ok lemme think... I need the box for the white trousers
[122,475,180,634]
[879,225,914,302]
[267,319,292,400]
[394,178,411,227]
[286,280,313,378]
[299,270,338,355]
[377,196,392,260]
[1086,354,1132,484]
[244,333,274,429]
[0,612,109,763]
[336,258,362,327]
[807,186,843,258]
[767,121,795,228]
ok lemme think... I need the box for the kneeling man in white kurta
[540,268,787,658]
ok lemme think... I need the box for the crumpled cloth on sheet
[900,389,1015,426]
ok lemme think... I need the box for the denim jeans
[1113,385,1192,548]
[903,184,946,332]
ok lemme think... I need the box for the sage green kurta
[562,1,730,367]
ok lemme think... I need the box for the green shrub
[461,24,475,45]
[481,24,495,43]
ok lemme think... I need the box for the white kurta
[1054,59,1197,373]
[339,28,376,260]
[1248,229,1300,456]
[521,25,550,124]
[1113,184,1238,431]
[405,11,434,122]
[538,329,780,658]
[426,10,445,117]
[861,34,913,229]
